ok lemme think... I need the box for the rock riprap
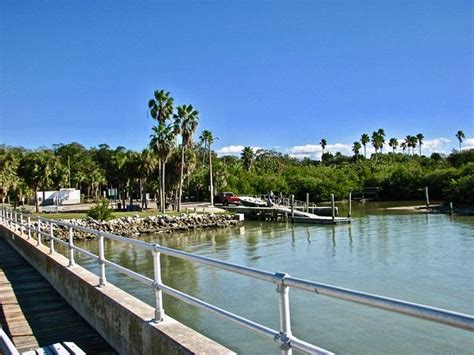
[30,213,242,241]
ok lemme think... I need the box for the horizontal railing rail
[1,207,473,355]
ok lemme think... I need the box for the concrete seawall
[0,225,234,355]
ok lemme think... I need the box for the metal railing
[0,328,19,355]
[1,207,473,355]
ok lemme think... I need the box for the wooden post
[425,186,430,209]
[290,194,295,220]
[348,192,352,218]
[331,194,335,221]
[306,193,309,212]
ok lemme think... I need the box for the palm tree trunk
[158,158,162,211]
[364,145,366,158]
[161,161,166,213]
[34,185,39,213]
[178,146,185,212]
[209,146,214,206]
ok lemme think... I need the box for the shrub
[87,199,113,221]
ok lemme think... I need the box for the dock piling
[425,186,430,209]
[331,194,335,221]
[348,192,352,218]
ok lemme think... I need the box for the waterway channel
[72,202,474,354]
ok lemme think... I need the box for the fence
[1,207,473,355]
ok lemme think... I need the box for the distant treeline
[1,143,473,207]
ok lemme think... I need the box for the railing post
[98,232,106,286]
[14,211,18,231]
[275,273,292,355]
[37,219,42,246]
[20,214,24,236]
[68,226,75,267]
[27,216,31,240]
[331,194,335,221]
[153,245,165,322]
[49,221,55,254]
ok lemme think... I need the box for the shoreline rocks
[33,213,243,241]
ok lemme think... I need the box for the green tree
[456,130,465,151]
[199,130,217,205]
[148,90,175,212]
[388,138,398,153]
[173,104,199,211]
[360,133,370,158]
[416,133,424,155]
[150,123,176,212]
[241,146,255,171]
[352,141,362,159]
[319,139,327,161]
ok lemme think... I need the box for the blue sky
[1,0,472,158]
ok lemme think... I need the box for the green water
[73,203,474,354]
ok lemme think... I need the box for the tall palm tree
[377,128,386,153]
[352,141,362,159]
[150,123,176,212]
[360,133,370,158]
[456,130,465,151]
[388,138,398,153]
[199,130,217,205]
[416,133,424,155]
[148,90,174,211]
[148,90,174,124]
[319,139,327,161]
[174,105,199,211]
[241,146,255,171]
[371,131,383,155]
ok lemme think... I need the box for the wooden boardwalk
[0,237,115,354]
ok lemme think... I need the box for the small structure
[36,188,81,206]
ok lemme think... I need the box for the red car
[217,192,240,206]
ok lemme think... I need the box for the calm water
[71,203,474,354]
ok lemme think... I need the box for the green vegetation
[87,199,114,221]
[0,89,471,208]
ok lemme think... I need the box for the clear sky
[1,0,472,158]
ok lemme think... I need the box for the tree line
[0,89,472,209]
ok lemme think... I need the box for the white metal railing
[1,207,473,355]
[0,328,20,355]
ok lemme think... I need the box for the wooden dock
[0,237,115,354]
[223,205,351,224]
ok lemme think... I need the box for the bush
[87,199,113,221]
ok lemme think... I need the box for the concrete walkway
[0,237,115,354]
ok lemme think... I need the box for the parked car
[216,192,240,206]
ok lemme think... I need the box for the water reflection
[71,208,474,355]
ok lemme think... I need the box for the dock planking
[0,237,116,354]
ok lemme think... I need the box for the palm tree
[150,123,176,212]
[388,138,398,153]
[148,90,174,211]
[137,149,157,209]
[371,131,383,155]
[360,133,370,158]
[241,147,255,171]
[400,141,407,154]
[174,105,199,211]
[416,133,424,155]
[456,130,465,151]
[148,90,174,124]
[199,130,217,205]
[319,139,327,161]
[377,129,386,153]
[352,141,362,159]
